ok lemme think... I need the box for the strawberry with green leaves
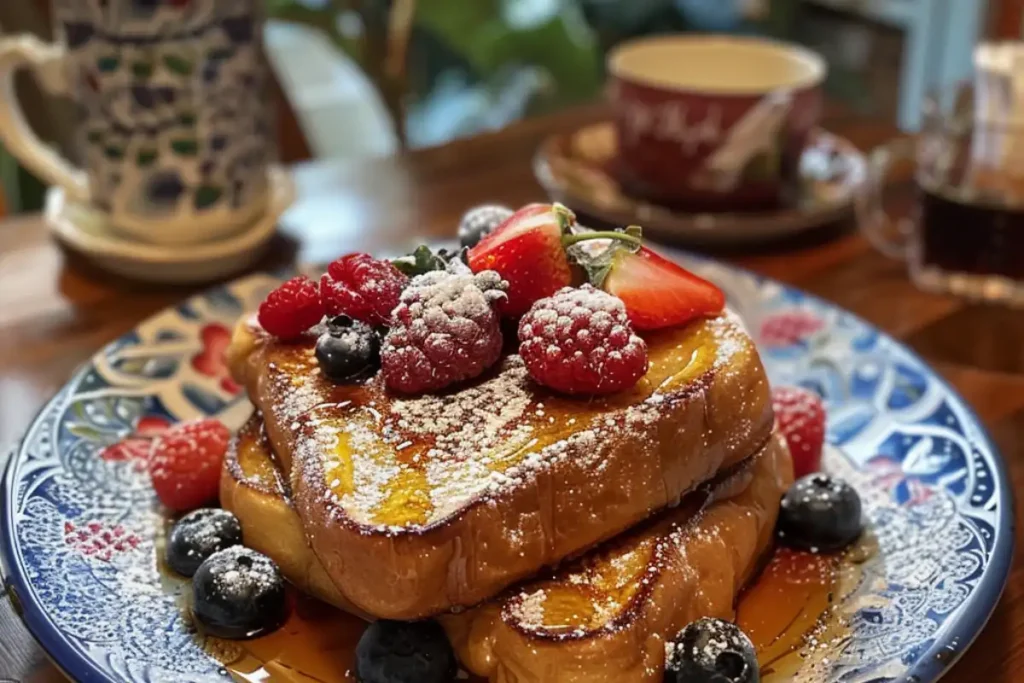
[467,203,639,317]
[468,202,725,329]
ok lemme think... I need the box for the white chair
[263,20,399,161]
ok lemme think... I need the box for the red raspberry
[257,276,324,339]
[149,419,231,512]
[382,267,506,393]
[518,285,648,395]
[321,253,408,325]
[772,386,827,478]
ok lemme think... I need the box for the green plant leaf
[170,139,199,156]
[162,54,194,76]
[104,146,124,160]
[178,112,196,126]
[194,185,223,209]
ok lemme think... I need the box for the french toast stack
[221,310,792,681]
[217,202,795,682]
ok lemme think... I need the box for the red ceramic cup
[608,35,827,211]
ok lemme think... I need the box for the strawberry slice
[468,203,640,317]
[601,247,725,330]
[772,386,827,479]
[468,203,576,317]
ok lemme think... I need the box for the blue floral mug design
[0,0,274,245]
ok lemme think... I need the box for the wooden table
[1,105,1021,682]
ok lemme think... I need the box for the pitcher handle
[856,137,916,260]
[0,35,90,202]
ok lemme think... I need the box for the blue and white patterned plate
[1,260,1013,683]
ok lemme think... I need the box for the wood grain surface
[0,104,1021,682]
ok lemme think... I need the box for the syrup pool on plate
[205,543,871,683]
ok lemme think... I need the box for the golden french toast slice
[226,311,774,619]
[443,434,792,683]
[219,415,360,616]
[221,416,791,682]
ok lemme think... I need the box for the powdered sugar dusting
[203,546,281,596]
[269,311,754,529]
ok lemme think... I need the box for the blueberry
[665,618,759,683]
[355,620,456,683]
[166,508,242,577]
[777,474,863,553]
[316,315,380,382]
[458,204,512,249]
[192,546,287,639]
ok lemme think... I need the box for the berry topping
[665,617,759,683]
[166,508,243,577]
[458,204,513,249]
[355,619,457,683]
[468,203,640,317]
[778,474,863,553]
[257,276,325,339]
[772,386,826,479]
[192,546,287,640]
[321,253,408,326]
[382,267,507,394]
[149,419,230,512]
[518,285,648,395]
[598,245,725,331]
[315,315,381,382]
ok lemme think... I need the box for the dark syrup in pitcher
[916,186,1024,279]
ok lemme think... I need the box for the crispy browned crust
[442,434,793,682]
[227,312,774,619]
[220,415,363,617]
[222,416,791,682]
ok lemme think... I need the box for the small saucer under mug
[0,1,275,246]
[47,166,294,285]
[534,122,866,247]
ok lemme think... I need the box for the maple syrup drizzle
[207,543,871,683]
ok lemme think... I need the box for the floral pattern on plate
[1,262,1012,683]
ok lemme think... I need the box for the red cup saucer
[533,122,866,247]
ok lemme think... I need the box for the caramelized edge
[497,445,769,642]
[226,413,291,499]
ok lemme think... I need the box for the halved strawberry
[600,247,725,330]
[468,203,576,317]
[468,203,642,317]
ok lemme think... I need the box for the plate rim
[1,266,1015,683]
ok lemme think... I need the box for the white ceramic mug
[0,0,275,245]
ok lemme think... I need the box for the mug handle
[856,137,915,260]
[0,36,89,202]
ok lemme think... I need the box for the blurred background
[0,0,1018,216]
